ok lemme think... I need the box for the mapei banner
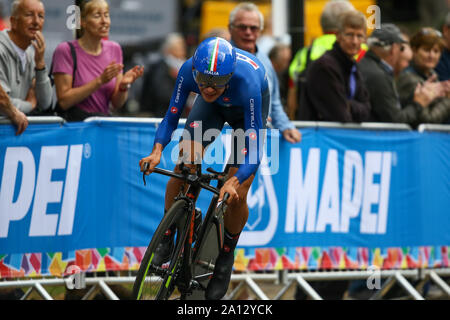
[0,120,449,255]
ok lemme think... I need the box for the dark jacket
[298,42,371,122]
[397,64,450,124]
[358,50,422,126]
[435,48,450,81]
[139,57,177,117]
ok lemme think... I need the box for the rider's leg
[223,167,254,234]
[206,169,254,300]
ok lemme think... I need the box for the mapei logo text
[0,145,83,238]
[286,148,393,235]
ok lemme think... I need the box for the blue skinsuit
[153,48,269,184]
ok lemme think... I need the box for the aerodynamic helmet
[192,37,236,88]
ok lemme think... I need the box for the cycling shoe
[205,248,235,300]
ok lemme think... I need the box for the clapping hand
[440,80,450,98]
[120,65,144,88]
[414,82,437,108]
[422,74,450,98]
[100,61,123,84]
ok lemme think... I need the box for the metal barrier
[0,115,65,125]
[417,123,450,133]
[83,116,165,124]
[5,116,446,132]
[292,121,412,131]
[83,118,416,132]
[1,116,418,131]
[1,269,450,300]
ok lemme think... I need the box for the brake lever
[216,192,230,208]
[142,162,149,186]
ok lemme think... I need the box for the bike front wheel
[132,199,188,300]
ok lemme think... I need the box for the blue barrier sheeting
[0,120,449,255]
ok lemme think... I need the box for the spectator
[269,43,291,108]
[299,10,371,122]
[287,0,358,119]
[228,2,301,144]
[435,12,450,81]
[201,28,231,42]
[139,33,187,118]
[256,13,275,56]
[0,0,52,115]
[394,33,413,77]
[397,28,450,124]
[52,0,143,122]
[359,24,436,127]
[0,83,28,135]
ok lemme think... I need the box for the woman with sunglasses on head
[396,28,450,124]
[51,0,143,121]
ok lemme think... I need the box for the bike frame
[142,162,230,298]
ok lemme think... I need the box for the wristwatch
[119,83,131,92]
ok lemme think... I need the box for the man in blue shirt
[228,2,301,143]
[140,37,270,300]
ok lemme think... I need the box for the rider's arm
[151,142,163,155]
[234,90,265,184]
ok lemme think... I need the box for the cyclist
[139,37,269,300]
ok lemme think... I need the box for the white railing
[1,269,450,300]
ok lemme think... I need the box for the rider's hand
[219,176,240,204]
[139,144,163,175]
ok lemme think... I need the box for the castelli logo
[223,97,230,103]
[190,122,199,128]
[241,148,248,155]
[171,107,178,114]
[249,132,257,140]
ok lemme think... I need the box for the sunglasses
[232,24,261,33]
[193,70,232,89]
[418,28,442,38]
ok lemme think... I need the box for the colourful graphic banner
[1,246,449,278]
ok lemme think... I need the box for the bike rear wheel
[132,199,189,300]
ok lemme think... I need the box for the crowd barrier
[0,117,449,279]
